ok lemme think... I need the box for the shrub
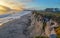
[55,27,60,35]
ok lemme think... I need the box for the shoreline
[0,12,31,38]
[0,11,31,26]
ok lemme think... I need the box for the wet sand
[0,13,31,38]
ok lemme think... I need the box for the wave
[0,14,11,18]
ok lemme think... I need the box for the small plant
[57,35,60,38]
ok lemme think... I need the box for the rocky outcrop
[26,11,59,38]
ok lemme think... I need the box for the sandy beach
[0,11,31,38]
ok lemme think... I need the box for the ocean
[0,11,31,25]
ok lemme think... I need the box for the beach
[0,11,31,38]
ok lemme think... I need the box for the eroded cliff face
[29,13,44,37]
[26,11,59,38]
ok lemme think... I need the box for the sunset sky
[0,0,60,10]
[0,0,60,15]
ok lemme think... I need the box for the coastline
[0,11,31,26]
[0,12,31,38]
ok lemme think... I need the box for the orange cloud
[0,0,24,11]
[0,0,26,15]
[0,5,11,15]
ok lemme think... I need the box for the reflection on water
[0,14,11,18]
[0,11,31,18]
[0,11,31,26]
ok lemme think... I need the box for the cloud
[0,0,33,11]
[17,0,33,2]
[0,0,33,15]
[0,5,11,15]
[0,0,25,11]
[23,0,33,2]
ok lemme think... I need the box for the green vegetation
[32,10,60,24]
[57,35,60,38]
[34,35,60,38]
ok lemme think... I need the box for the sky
[0,0,60,10]
[18,0,60,9]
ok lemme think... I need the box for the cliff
[26,11,59,38]
[0,11,59,38]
